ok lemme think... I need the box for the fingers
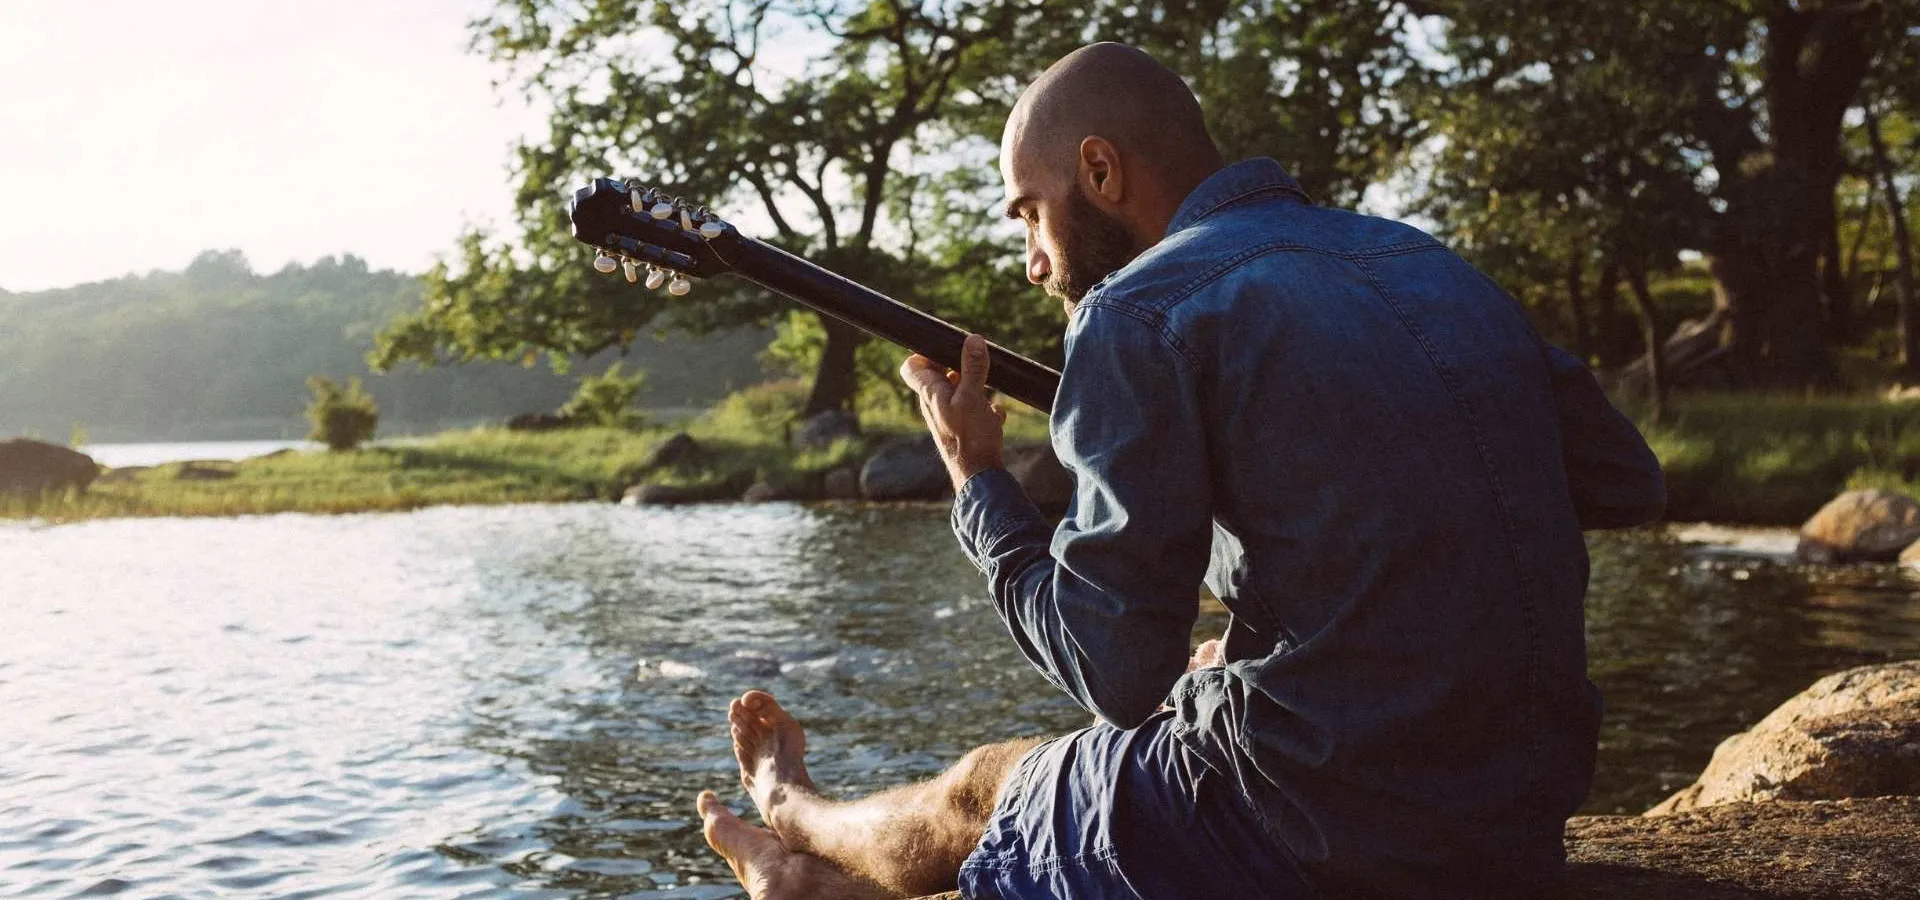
[899,353,954,401]
[958,334,990,394]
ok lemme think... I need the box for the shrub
[559,362,647,429]
[305,376,379,451]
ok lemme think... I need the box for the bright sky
[0,1,545,292]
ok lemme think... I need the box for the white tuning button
[622,258,639,284]
[644,266,668,290]
[650,201,674,220]
[680,209,696,232]
[593,253,619,274]
[667,274,692,296]
[630,188,645,211]
[699,220,724,239]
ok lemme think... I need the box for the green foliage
[0,253,769,440]
[305,376,379,451]
[0,427,679,520]
[1640,393,1920,524]
[387,0,1437,416]
[558,362,647,429]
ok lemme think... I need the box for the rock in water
[859,436,949,501]
[793,410,860,450]
[1795,489,1920,563]
[822,466,861,500]
[0,439,99,495]
[741,481,782,503]
[620,477,742,506]
[641,432,702,472]
[1648,660,1920,815]
[1006,443,1073,516]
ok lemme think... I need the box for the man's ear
[1078,136,1123,206]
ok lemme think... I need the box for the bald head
[1003,43,1221,192]
[1000,43,1223,305]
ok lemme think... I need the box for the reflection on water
[1,506,1916,896]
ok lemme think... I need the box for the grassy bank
[1642,393,1920,525]
[2,385,1051,522]
[8,389,1916,525]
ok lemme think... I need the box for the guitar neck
[727,237,1062,415]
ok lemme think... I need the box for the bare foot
[697,790,815,900]
[729,690,817,834]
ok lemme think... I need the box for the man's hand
[900,333,1007,493]
[1186,638,1224,673]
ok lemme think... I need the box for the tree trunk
[1866,109,1918,377]
[1823,191,1852,343]
[801,315,867,417]
[1594,259,1631,367]
[1707,5,1876,388]
[1566,253,1592,362]
[1626,260,1667,424]
[1846,177,1878,287]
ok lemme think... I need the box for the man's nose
[1026,236,1050,285]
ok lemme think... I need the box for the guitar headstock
[569,178,739,295]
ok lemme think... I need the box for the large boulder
[0,439,99,495]
[859,436,950,501]
[1563,798,1920,899]
[1005,443,1073,516]
[1794,489,1920,563]
[1648,661,1920,815]
[792,410,861,450]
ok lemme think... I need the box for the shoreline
[9,391,1920,528]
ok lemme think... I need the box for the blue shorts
[957,711,1307,899]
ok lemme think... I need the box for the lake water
[3,505,1918,898]
[84,441,316,469]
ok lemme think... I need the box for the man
[696,42,1664,899]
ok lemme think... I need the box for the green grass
[34,384,1903,527]
[1,427,672,521]
[1640,393,1920,525]
[1,383,1058,522]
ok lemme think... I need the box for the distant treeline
[0,250,769,442]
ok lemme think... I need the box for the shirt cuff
[951,466,1047,571]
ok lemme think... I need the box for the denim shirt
[951,158,1664,895]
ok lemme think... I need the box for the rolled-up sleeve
[1546,344,1666,529]
[952,305,1211,729]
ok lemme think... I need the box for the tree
[559,362,648,428]
[305,376,379,451]
[375,0,1433,418]
[1414,0,1903,389]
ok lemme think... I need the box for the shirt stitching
[1352,255,1547,798]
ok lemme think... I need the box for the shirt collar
[1164,157,1313,238]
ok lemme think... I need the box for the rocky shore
[911,659,1920,899]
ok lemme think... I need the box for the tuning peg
[699,219,724,240]
[668,274,692,296]
[622,258,640,283]
[644,266,668,290]
[593,252,619,274]
[680,208,696,232]
[630,188,646,211]
[650,200,674,220]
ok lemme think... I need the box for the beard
[1045,190,1138,313]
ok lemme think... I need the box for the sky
[0,1,546,293]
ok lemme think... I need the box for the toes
[698,790,781,861]
[744,690,799,729]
